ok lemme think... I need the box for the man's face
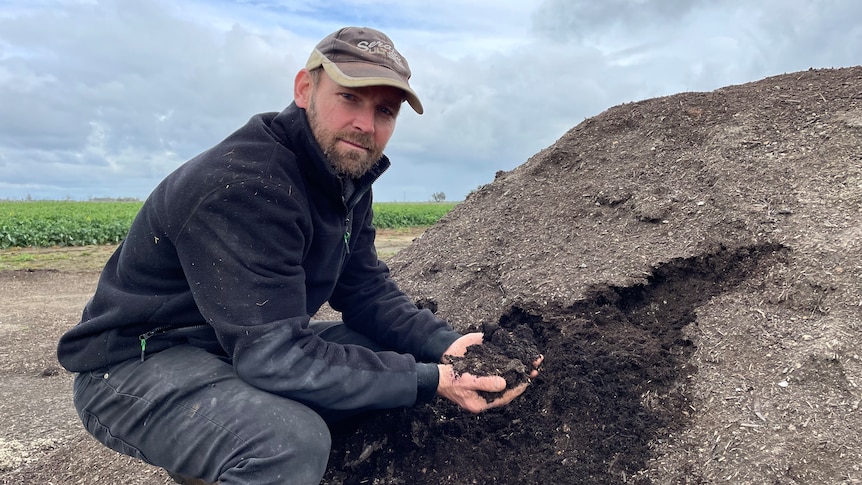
[296,70,404,178]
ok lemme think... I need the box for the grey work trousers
[72,321,384,485]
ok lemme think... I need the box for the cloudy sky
[1,0,860,202]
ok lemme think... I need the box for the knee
[279,406,331,467]
[236,403,332,483]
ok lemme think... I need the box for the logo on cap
[356,40,405,68]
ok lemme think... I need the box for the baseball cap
[305,27,424,114]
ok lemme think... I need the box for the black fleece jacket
[57,103,461,413]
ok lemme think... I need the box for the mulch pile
[323,66,862,484]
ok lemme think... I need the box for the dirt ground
[2,67,862,484]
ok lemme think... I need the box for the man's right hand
[436,362,537,413]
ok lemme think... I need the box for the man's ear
[294,69,313,109]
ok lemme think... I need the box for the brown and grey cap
[306,27,423,114]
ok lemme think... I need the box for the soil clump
[447,322,540,401]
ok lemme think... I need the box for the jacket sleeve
[169,178,430,413]
[328,201,462,364]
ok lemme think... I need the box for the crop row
[371,202,456,228]
[0,201,456,249]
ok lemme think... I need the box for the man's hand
[441,332,484,362]
[437,332,543,413]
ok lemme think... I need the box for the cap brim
[306,50,424,115]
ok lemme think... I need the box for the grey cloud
[0,0,304,199]
[531,0,709,42]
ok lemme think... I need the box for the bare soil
[3,67,862,484]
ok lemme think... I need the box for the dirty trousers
[72,321,382,485]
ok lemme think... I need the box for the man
[57,27,540,484]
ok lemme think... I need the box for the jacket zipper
[343,214,351,254]
[139,323,209,362]
[341,190,355,255]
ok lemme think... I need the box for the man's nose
[352,107,375,133]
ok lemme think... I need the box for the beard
[307,100,385,179]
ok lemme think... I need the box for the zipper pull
[343,216,351,254]
[139,331,156,362]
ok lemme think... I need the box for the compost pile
[324,67,862,484]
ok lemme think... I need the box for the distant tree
[431,192,446,202]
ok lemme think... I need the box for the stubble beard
[307,99,384,179]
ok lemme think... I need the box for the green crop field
[371,202,457,228]
[0,201,141,249]
[0,200,457,249]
